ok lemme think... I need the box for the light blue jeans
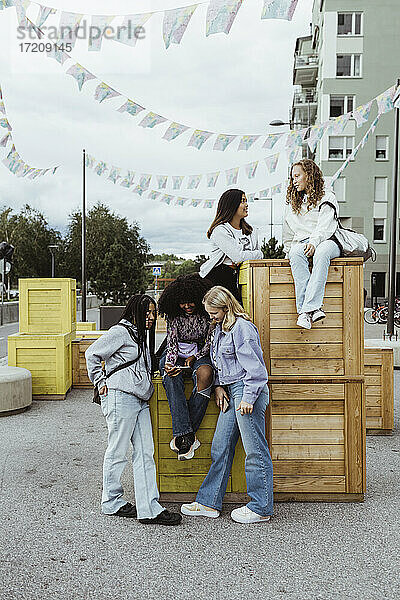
[289,239,340,314]
[196,381,273,517]
[100,389,164,520]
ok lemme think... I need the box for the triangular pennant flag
[134,174,152,195]
[213,134,237,151]
[108,166,121,184]
[157,175,168,189]
[14,0,29,28]
[163,122,189,141]
[85,154,95,168]
[114,13,153,47]
[117,100,145,117]
[225,166,239,185]
[172,175,184,190]
[94,161,108,176]
[187,175,202,189]
[247,193,256,203]
[36,5,57,28]
[0,118,12,130]
[148,190,160,200]
[94,82,121,103]
[89,15,115,51]
[47,44,70,65]
[259,188,270,198]
[139,112,168,128]
[238,135,260,151]
[188,129,213,149]
[376,85,396,115]
[203,200,216,208]
[245,161,258,179]
[265,153,279,174]
[0,101,6,114]
[271,183,283,195]
[163,4,198,49]
[161,193,174,205]
[66,63,96,91]
[353,101,373,128]
[263,133,284,149]
[176,196,189,206]
[307,123,326,152]
[329,113,352,135]
[120,170,135,188]
[58,11,84,49]
[207,172,220,187]
[285,128,307,148]
[287,146,303,163]
[261,0,299,21]
[0,132,11,146]
[191,199,202,207]
[206,0,243,36]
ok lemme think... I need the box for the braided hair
[120,294,156,373]
[158,274,213,320]
[286,159,325,214]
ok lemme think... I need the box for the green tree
[0,205,62,286]
[60,202,150,303]
[261,237,285,259]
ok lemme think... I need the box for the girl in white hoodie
[282,159,340,330]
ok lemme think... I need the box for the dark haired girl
[199,189,262,302]
[158,274,214,460]
[86,294,181,526]
[283,159,340,330]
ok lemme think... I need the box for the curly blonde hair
[286,159,325,214]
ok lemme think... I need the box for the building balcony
[293,54,319,86]
[293,88,317,105]
[292,103,318,127]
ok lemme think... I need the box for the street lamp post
[82,149,87,323]
[48,244,58,278]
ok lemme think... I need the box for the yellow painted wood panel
[19,278,76,335]
[273,476,346,492]
[270,313,343,329]
[270,359,344,376]
[273,460,345,476]
[159,459,212,474]
[157,385,194,401]
[270,343,343,359]
[159,475,231,493]
[272,445,344,460]
[271,400,344,414]
[158,400,219,416]
[159,443,212,459]
[270,297,343,314]
[270,383,345,400]
[270,328,343,344]
[159,413,218,429]
[272,414,344,429]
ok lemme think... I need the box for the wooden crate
[149,375,365,503]
[364,348,394,435]
[77,322,96,331]
[19,278,76,336]
[8,333,72,399]
[72,337,103,388]
[240,258,364,377]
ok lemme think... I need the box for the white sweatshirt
[282,191,339,256]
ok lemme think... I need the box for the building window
[336,54,362,77]
[328,136,354,160]
[330,95,355,117]
[376,136,389,160]
[333,177,346,202]
[373,219,385,242]
[337,13,362,36]
[371,273,386,298]
[374,177,388,202]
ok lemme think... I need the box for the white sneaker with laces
[177,438,201,461]
[311,309,326,322]
[231,505,271,524]
[180,501,220,518]
[296,312,312,329]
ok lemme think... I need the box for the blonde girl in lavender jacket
[282,159,340,330]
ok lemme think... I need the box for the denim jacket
[211,317,268,405]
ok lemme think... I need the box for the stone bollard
[0,367,32,416]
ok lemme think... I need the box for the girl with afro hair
[158,274,214,461]
[283,159,340,330]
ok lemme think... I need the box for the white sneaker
[180,501,220,518]
[177,438,201,461]
[231,505,271,524]
[296,313,312,329]
[311,309,326,322]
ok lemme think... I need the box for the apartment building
[292,0,400,301]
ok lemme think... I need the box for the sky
[0,0,314,257]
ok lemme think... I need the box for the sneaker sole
[177,439,200,461]
[231,515,271,524]
[312,314,326,323]
[180,506,220,518]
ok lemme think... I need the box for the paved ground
[0,372,399,600]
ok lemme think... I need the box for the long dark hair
[158,274,212,320]
[286,159,325,214]
[207,189,253,238]
[120,294,156,373]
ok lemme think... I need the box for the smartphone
[221,398,230,413]
[177,365,192,372]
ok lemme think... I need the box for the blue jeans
[159,353,213,437]
[196,381,273,516]
[289,239,340,314]
[100,389,164,520]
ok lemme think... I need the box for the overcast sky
[0,0,314,257]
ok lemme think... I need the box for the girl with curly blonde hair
[282,159,340,329]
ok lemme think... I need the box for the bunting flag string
[2,0,301,53]
[0,83,59,177]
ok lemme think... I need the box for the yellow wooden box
[364,348,394,435]
[240,259,364,377]
[19,278,77,336]
[77,322,96,331]
[8,332,72,399]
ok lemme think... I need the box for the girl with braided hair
[283,159,340,329]
[86,294,181,526]
[158,274,214,460]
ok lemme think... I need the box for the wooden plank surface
[270,282,342,299]
[345,382,365,493]
[273,459,345,476]
[270,313,343,329]
[273,476,346,492]
[270,328,342,344]
[272,414,344,429]
[253,263,270,371]
[270,383,345,400]
[269,266,343,284]
[270,359,344,376]
[271,400,344,414]
[270,343,343,359]
[343,264,363,375]
[381,350,394,431]
[270,297,343,314]
[159,475,231,493]
[272,445,344,460]
[272,430,344,444]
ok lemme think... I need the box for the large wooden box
[72,336,105,389]
[240,259,364,377]
[149,375,365,503]
[364,348,394,435]
[19,278,76,336]
[8,333,72,399]
[77,322,96,331]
